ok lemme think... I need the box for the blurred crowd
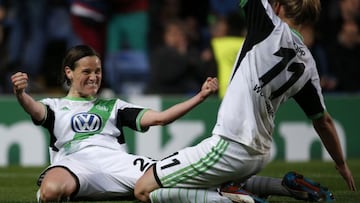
[0,0,359,96]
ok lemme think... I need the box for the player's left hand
[336,163,357,191]
[200,77,218,98]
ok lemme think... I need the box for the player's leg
[38,166,78,202]
[221,172,334,202]
[135,135,228,202]
[135,135,270,202]
[243,175,290,198]
[150,187,269,203]
[134,164,161,202]
[220,181,269,203]
[150,188,233,203]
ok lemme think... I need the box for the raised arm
[11,72,46,122]
[140,77,218,127]
[312,112,356,191]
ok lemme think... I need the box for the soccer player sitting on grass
[11,44,219,202]
[134,0,356,202]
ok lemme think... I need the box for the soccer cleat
[220,181,268,203]
[282,171,335,202]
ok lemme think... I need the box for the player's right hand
[11,72,29,95]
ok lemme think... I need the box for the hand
[336,163,357,191]
[200,77,218,98]
[11,72,29,95]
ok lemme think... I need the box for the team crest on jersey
[71,113,102,133]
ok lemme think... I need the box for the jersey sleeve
[31,105,54,127]
[293,80,325,119]
[32,99,58,152]
[117,108,149,132]
[32,98,53,126]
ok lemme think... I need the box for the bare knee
[134,179,151,202]
[39,167,77,202]
[134,189,150,203]
[39,182,65,202]
[134,166,160,202]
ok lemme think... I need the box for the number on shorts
[160,152,181,170]
[133,158,152,172]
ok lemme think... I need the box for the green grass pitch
[0,160,359,202]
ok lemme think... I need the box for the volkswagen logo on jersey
[71,113,102,133]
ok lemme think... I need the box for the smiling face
[65,55,102,98]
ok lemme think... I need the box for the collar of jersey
[290,28,304,42]
[64,96,97,101]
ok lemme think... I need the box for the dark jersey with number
[212,0,325,154]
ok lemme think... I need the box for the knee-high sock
[244,175,291,197]
[149,188,232,203]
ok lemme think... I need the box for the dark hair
[62,45,100,86]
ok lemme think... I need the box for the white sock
[244,175,291,197]
[150,188,232,203]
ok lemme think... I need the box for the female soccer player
[11,44,218,202]
[134,0,356,202]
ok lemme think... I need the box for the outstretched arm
[140,77,218,127]
[312,112,356,191]
[11,72,46,122]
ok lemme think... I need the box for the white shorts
[38,145,156,200]
[154,135,270,188]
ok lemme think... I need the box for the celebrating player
[11,44,218,202]
[134,0,356,202]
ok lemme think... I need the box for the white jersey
[35,97,148,163]
[34,97,157,199]
[212,0,325,154]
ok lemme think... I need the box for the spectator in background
[0,0,7,93]
[145,19,215,95]
[148,0,210,51]
[0,1,5,44]
[302,25,337,92]
[328,20,360,92]
[210,11,246,97]
[338,0,360,23]
[103,0,150,95]
[1,0,79,94]
[41,0,80,94]
[3,0,47,93]
[325,0,360,92]
[180,0,210,51]
[317,0,360,45]
[209,0,239,19]
[106,0,149,52]
[148,0,181,50]
[70,0,109,59]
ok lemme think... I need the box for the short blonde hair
[269,0,321,25]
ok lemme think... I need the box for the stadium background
[0,1,359,165]
[1,95,359,167]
